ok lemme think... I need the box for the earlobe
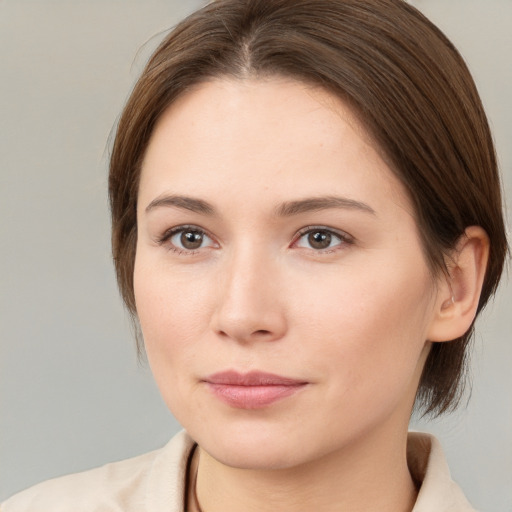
[427,226,490,342]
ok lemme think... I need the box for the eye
[159,226,216,252]
[293,227,352,251]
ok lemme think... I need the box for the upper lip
[204,370,307,386]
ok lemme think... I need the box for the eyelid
[291,225,355,250]
[156,224,218,252]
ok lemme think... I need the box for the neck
[190,424,417,512]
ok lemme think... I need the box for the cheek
[133,258,215,384]
[291,263,435,398]
[294,259,433,337]
[135,257,213,338]
[133,261,217,422]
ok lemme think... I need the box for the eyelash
[292,225,354,253]
[156,225,354,255]
[156,225,216,255]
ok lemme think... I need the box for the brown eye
[294,227,349,251]
[308,231,332,249]
[180,230,204,249]
[166,227,215,252]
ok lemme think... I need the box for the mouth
[203,370,308,409]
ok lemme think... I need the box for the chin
[187,419,308,470]
[208,440,305,471]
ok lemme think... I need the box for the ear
[427,226,490,342]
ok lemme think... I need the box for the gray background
[1,1,510,510]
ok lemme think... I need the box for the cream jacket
[2,431,476,511]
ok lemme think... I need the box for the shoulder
[408,432,478,512]
[1,450,159,512]
[1,431,195,512]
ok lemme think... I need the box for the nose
[210,246,288,344]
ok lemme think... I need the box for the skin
[134,78,479,512]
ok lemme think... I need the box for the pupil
[181,231,203,249]
[309,231,331,249]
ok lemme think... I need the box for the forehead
[139,77,413,218]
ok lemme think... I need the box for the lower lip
[206,383,307,409]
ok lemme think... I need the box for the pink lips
[204,370,308,409]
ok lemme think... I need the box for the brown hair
[109,0,508,416]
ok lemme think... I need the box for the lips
[204,370,308,409]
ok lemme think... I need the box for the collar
[408,432,476,511]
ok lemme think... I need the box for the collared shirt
[1,431,476,511]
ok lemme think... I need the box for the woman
[2,0,508,511]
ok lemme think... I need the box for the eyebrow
[145,194,375,217]
[275,196,376,217]
[145,195,216,215]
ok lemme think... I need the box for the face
[135,78,441,470]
